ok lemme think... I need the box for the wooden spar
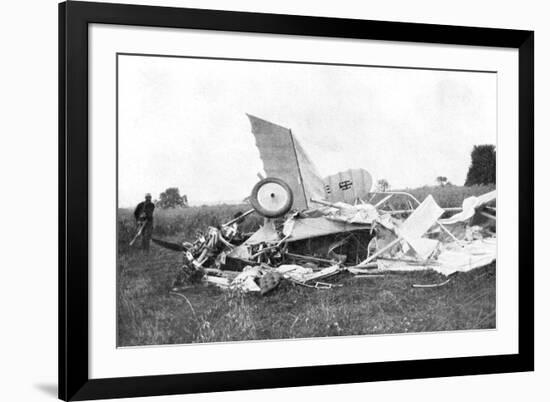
[204,268,225,276]
[289,279,339,289]
[356,237,401,267]
[354,274,385,278]
[310,197,350,210]
[304,266,342,282]
[217,233,235,249]
[380,207,463,215]
[347,264,378,274]
[250,245,279,259]
[369,191,422,206]
[222,208,255,227]
[229,256,256,265]
[203,275,230,289]
[374,194,393,208]
[310,198,337,208]
[289,129,309,209]
[285,252,335,265]
[378,257,436,265]
[480,211,497,220]
[412,279,451,288]
[379,209,415,214]
[436,221,462,244]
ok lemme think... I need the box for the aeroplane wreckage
[148,115,496,295]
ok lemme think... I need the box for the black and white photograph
[117,54,497,347]
[0,0,542,399]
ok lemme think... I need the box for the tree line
[376,144,496,191]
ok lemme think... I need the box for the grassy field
[117,184,496,347]
[375,183,496,212]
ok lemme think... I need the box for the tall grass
[118,203,264,254]
[400,184,495,208]
[118,261,496,346]
[376,184,495,212]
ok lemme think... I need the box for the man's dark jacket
[134,201,155,222]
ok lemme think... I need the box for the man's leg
[142,221,152,251]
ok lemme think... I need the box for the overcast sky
[118,55,496,207]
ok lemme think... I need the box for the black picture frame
[59,1,534,400]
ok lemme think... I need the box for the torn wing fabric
[405,237,440,261]
[247,114,325,210]
[242,216,371,246]
[376,238,497,276]
[439,190,497,225]
[243,219,279,245]
[284,217,371,242]
[435,237,496,275]
[397,195,444,259]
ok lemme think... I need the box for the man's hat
[145,193,152,198]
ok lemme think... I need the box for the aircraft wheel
[250,177,293,218]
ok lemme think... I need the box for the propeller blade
[151,238,187,252]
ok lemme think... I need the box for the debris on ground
[160,187,496,296]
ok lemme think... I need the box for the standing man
[134,193,155,251]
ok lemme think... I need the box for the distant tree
[376,179,390,192]
[436,176,448,187]
[465,145,496,186]
[158,187,186,209]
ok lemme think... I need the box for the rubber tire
[250,177,294,218]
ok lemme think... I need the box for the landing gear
[249,177,293,218]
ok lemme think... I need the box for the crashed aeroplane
[238,114,376,265]
[154,115,497,294]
